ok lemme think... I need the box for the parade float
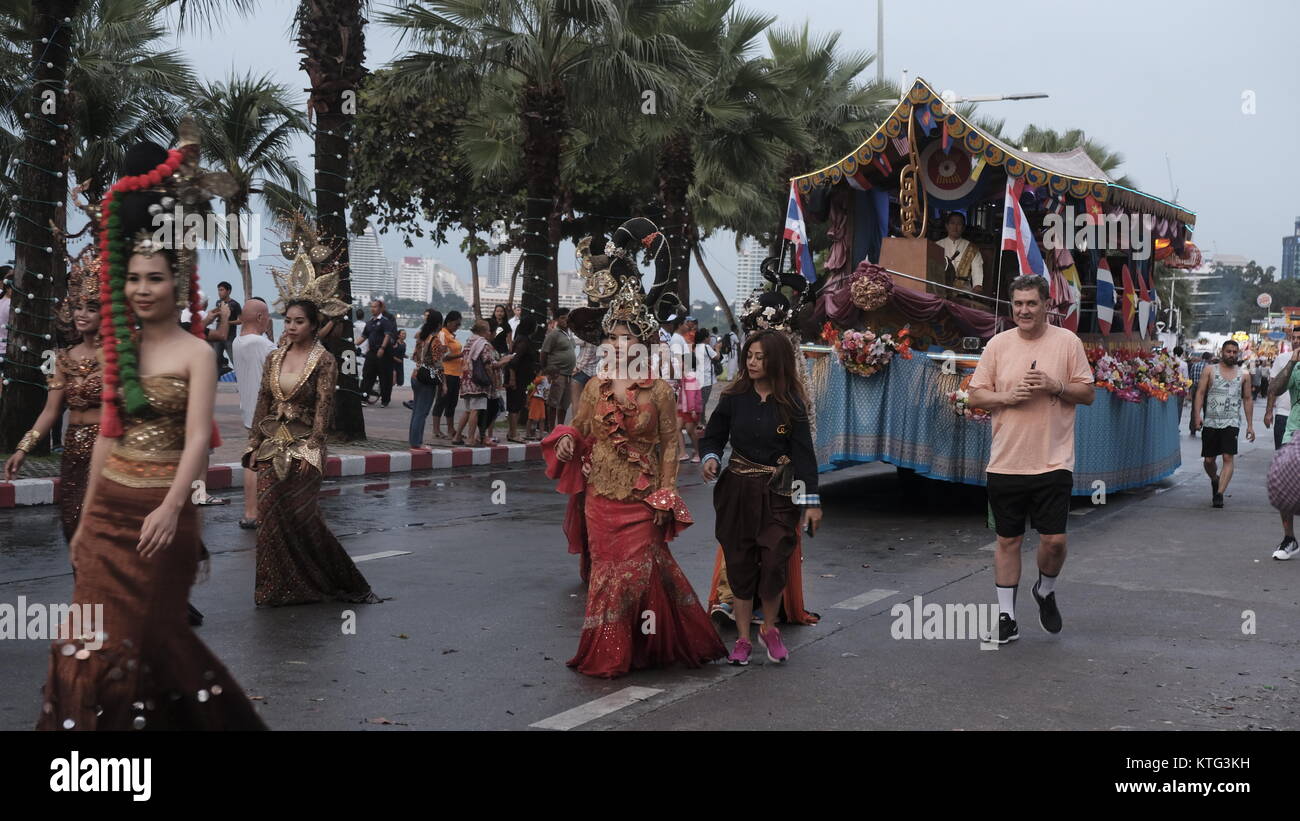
[780,77,1200,494]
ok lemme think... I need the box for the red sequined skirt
[568,494,725,678]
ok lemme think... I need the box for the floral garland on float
[946,375,990,422]
[1085,346,1191,404]
[821,321,912,378]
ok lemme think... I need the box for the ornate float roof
[791,77,1196,227]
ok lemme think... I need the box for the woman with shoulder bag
[408,310,444,448]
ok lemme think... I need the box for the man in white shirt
[668,317,690,389]
[508,305,522,336]
[936,212,984,292]
[232,298,277,528]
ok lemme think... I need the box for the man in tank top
[1192,340,1254,508]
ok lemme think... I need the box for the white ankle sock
[996,585,1017,619]
[1036,572,1057,597]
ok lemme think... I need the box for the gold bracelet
[16,429,42,453]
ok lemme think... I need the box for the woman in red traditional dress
[543,220,725,678]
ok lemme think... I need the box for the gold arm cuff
[17,430,42,453]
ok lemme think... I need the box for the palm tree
[0,0,81,451]
[381,0,696,325]
[66,0,196,205]
[761,24,896,256]
[1,0,194,237]
[1015,124,1133,188]
[640,0,799,315]
[189,73,311,300]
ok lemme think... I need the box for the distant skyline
[15,1,1297,307]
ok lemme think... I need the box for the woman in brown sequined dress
[5,251,102,542]
[243,299,380,607]
[38,137,265,730]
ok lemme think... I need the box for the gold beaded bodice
[102,375,189,488]
[243,343,336,478]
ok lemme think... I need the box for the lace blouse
[571,378,681,503]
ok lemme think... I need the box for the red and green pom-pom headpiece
[96,138,207,437]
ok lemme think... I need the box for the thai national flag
[1001,177,1045,278]
[784,182,817,283]
[1095,259,1115,335]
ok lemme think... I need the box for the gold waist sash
[103,444,183,488]
[725,451,793,496]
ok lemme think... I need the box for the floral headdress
[740,254,809,334]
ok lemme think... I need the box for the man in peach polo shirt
[970,275,1095,645]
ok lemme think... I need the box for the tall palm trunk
[655,130,694,310]
[691,241,737,331]
[1,0,79,450]
[519,83,564,324]
[225,200,254,301]
[506,253,523,309]
[469,254,482,318]
[298,0,367,440]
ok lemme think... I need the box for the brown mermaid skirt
[37,478,266,730]
[57,423,97,543]
[254,460,379,607]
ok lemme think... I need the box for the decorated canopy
[792,77,1196,229]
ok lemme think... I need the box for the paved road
[1,403,1296,730]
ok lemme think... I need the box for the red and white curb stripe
[0,443,543,508]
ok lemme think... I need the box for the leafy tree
[380,0,696,326]
[189,72,311,301]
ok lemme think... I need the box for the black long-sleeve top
[700,388,820,506]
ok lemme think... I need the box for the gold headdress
[269,212,351,318]
[576,237,620,303]
[114,117,238,310]
[601,279,659,341]
[569,217,668,345]
[56,246,103,329]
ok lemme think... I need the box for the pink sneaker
[757,626,788,663]
[727,638,752,666]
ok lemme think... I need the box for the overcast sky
[154,0,1300,305]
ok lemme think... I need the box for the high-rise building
[1283,217,1300,281]
[348,224,394,302]
[396,256,434,302]
[431,262,468,300]
[488,247,525,289]
[734,236,766,306]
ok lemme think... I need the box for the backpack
[1268,436,1300,515]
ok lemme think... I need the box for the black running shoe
[1032,582,1062,634]
[994,613,1019,644]
[1212,492,1224,508]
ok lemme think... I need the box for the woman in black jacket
[699,329,823,666]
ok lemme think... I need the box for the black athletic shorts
[986,470,1072,538]
[1200,425,1239,458]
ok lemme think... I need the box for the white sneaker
[1272,537,1299,561]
